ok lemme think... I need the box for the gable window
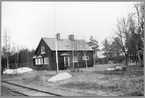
[74,56,78,62]
[44,57,49,64]
[41,46,45,54]
[82,56,89,60]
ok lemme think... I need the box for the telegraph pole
[55,34,59,74]
[53,3,59,74]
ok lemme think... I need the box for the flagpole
[55,34,59,74]
[53,3,59,74]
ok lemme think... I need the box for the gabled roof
[42,37,93,51]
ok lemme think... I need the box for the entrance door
[67,57,70,68]
[64,57,67,69]
[64,57,70,70]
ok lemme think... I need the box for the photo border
[0,0,144,98]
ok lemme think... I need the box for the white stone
[48,72,72,82]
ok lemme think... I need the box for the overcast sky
[2,2,137,53]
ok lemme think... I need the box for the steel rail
[2,80,62,96]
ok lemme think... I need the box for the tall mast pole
[53,3,59,74]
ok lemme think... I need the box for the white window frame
[44,57,49,64]
[74,56,78,62]
[35,59,38,65]
[82,56,89,60]
[41,46,45,54]
[35,58,43,65]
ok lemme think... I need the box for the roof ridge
[42,37,54,39]
[42,37,85,41]
[41,37,93,51]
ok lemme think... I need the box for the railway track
[2,81,62,96]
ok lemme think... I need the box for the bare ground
[2,64,144,96]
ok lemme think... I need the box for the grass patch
[60,65,144,96]
[2,65,144,96]
[60,82,121,92]
[94,66,144,76]
[60,78,144,96]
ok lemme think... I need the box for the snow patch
[3,69,17,74]
[48,72,72,82]
[115,66,123,70]
[16,67,33,74]
[3,67,33,74]
[106,66,126,71]
[106,68,115,71]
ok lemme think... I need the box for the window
[44,57,49,64]
[35,59,38,65]
[74,56,78,62]
[40,58,43,64]
[41,46,45,54]
[82,56,89,60]
[35,58,43,65]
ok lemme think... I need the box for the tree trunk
[106,51,108,64]
[72,50,74,69]
[93,51,95,65]
[142,55,144,67]
[77,62,79,72]
[77,52,79,71]
[125,54,128,66]
[85,59,88,68]
[137,53,142,66]
[6,56,9,69]
[16,53,18,68]
[135,54,138,65]
[83,51,88,68]
[136,46,142,66]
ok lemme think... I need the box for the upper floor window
[41,46,45,54]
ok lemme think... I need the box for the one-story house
[33,33,94,70]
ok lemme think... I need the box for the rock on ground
[48,72,72,82]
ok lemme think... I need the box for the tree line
[100,2,144,67]
[1,46,35,70]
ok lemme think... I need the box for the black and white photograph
[1,1,144,96]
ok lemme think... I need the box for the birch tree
[3,30,11,69]
[102,38,111,64]
[88,36,99,65]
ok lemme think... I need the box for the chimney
[56,33,60,40]
[68,34,74,41]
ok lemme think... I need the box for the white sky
[2,2,137,52]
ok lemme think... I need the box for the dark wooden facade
[33,38,94,70]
